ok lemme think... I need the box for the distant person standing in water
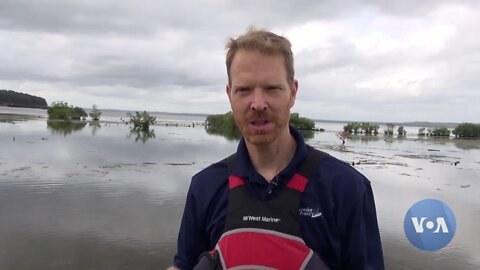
[168,28,384,270]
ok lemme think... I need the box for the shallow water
[0,108,479,269]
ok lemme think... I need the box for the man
[170,28,384,270]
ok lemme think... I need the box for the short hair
[225,27,294,85]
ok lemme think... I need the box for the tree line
[0,89,48,109]
[343,122,480,138]
[44,100,480,139]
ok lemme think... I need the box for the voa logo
[411,217,449,233]
[404,199,456,251]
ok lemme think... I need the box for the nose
[250,89,268,111]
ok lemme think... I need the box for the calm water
[1,108,479,269]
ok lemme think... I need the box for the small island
[0,89,48,109]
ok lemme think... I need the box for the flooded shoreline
[1,110,479,269]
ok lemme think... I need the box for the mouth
[250,119,269,126]
[248,118,272,133]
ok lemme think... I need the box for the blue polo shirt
[173,126,384,270]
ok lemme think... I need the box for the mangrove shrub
[128,111,156,132]
[343,122,379,135]
[289,113,315,130]
[384,123,395,135]
[205,112,241,140]
[47,101,86,120]
[452,123,480,138]
[89,104,102,121]
[430,127,451,137]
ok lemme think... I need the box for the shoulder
[192,157,229,183]
[189,156,230,198]
[307,146,371,197]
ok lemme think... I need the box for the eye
[266,85,281,91]
[235,87,250,93]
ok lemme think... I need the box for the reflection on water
[1,113,480,270]
[47,120,87,135]
[0,180,180,270]
[347,134,383,143]
[128,128,156,143]
[0,113,43,123]
[205,125,315,141]
[1,120,236,270]
[381,229,479,270]
[89,121,101,136]
[205,125,242,141]
[452,138,480,150]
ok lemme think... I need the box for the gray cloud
[0,0,478,122]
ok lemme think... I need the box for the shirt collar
[232,126,308,185]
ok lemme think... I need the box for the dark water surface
[1,109,479,269]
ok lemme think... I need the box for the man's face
[226,49,298,146]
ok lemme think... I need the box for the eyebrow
[264,84,284,88]
[232,82,284,89]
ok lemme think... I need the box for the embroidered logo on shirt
[242,215,281,223]
[299,207,323,218]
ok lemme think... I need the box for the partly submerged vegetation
[9,100,479,141]
[47,102,87,120]
[89,104,102,121]
[418,127,428,136]
[397,126,406,136]
[342,122,479,139]
[430,127,451,137]
[343,122,380,135]
[384,123,395,135]
[289,113,316,130]
[47,101,102,121]
[205,112,241,140]
[342,122,480,139]
[417,127,451,137]
[127,111,156,132]
[452,123,480,138]
[126,111,157,143]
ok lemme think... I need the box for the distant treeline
[414,124,479,138]
[0,89,48,109]
[343,121,480,138]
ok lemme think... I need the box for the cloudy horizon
[1,0,479,123]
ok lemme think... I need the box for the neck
[245,127,297,182]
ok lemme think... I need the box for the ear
[289,79,298,108]
[226,84,232,103]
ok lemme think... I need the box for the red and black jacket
[194,149,330,270]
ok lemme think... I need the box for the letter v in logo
[411,217,427,233]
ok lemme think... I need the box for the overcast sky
[1,0,479,122]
